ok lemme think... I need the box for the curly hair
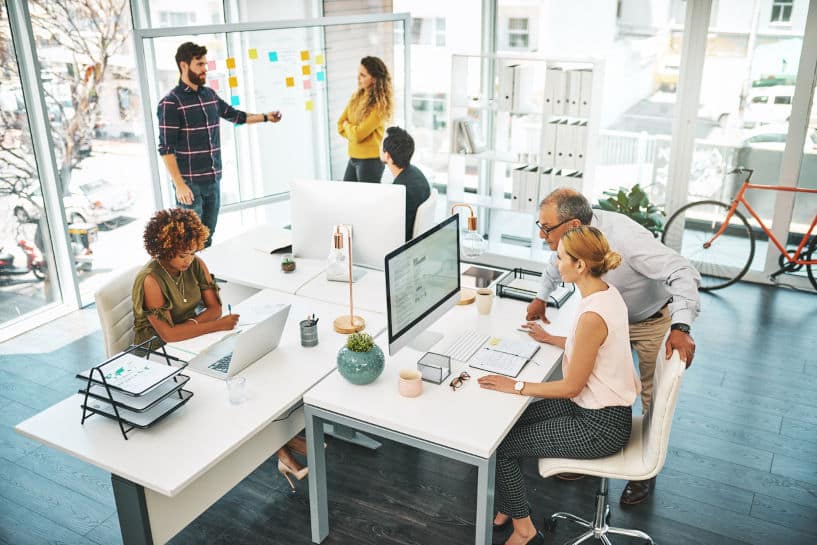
[143,208,209,262]
[350,56,393,122]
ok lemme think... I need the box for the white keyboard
[440,330,490,362]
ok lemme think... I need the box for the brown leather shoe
[620,477,656,505]
[555,473,585,481]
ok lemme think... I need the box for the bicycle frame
[707,169,817,265]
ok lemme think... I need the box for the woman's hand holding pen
[215,314,240,331]
[521,321,554,344]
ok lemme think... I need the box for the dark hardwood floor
[1,281,815,545]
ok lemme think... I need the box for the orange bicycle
[662,168,817,291]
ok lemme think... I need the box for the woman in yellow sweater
[337,56,393,182]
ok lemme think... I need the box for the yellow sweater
[337,96,386,159]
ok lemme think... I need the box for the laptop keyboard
[440,330,490,362]
[208,353,233,373]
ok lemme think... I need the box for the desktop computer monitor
[385,214,461,355]
[290,179,406,269]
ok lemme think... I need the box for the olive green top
[131,258,220,347]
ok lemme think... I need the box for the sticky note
[248,48,258,59]
[300,50,309,61]
[285,76,295,87]
[228,76,238,88]
[303,79,312,90]
[305,100,314,111]
[231,96,240,106]
[208,79,219,90]
[226,57,236,69]
[316,71,325,82]
[268,51,278,62]
[207,60,216,71]
[301,65,311,76]
[315,54,324,65]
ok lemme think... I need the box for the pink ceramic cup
[398,369,423,398]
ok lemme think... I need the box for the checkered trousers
[495,399,632,519]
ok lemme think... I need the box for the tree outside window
[771,0,793,24]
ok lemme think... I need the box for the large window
[507,18,529,49]
[771,0,794,24]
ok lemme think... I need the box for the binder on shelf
[523,166,540,213]
[546,67,566,116]
[567,69,583,117]
[511,165,527,211]
[542,120,558,169]
[575,122,588,171]
[554,120,571,170]
[499,64,519,111]
[579,69,594,118]
[538,168,554,201]
[513,64,536,113]
[452,117,486,154]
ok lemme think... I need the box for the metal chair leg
[608,525,655,543]
[563,529,596,545]
[551,512,592,529]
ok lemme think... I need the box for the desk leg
[111,474,153,545]
[305,406,329,543]
[475,454,496,545]
[323,422,382,450]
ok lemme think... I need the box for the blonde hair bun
[603,251,622,272]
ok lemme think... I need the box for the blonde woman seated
[478,226,640,545]
[132,208,309,490]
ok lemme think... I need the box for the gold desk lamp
[332,224,366,334]
[450,203,488,305]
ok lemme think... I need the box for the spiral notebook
[467,337,540,378]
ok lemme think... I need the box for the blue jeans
[178,179,220,247]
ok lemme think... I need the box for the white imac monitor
[385,214,461,355]
[290,179,406,269]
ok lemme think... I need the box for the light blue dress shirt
[536,210,701,326]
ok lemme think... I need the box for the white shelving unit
[447,53,603,261]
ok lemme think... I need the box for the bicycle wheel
[806,235,817,292]
[662,200,755,291]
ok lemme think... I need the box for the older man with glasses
[525,188,701,505]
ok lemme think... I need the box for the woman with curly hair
[132,208,238,347]
[337,56,393,182]
[132,208,310,491]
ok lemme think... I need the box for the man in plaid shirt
[157,42,281,246]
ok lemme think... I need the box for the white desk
[303,293,578,545]
[201,226,325,293]
[15,291,387,545]
[296,266,387,314]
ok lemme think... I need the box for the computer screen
[385,214,461,355]
[290,179,406,269]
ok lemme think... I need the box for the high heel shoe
[278,460,309,491]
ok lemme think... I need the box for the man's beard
[188,68,206,85]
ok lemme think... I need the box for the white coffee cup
[476,288,493,315]
[226,376,247,404]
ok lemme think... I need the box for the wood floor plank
[770,453,817,485]
[84,513,123,545]
[15,446,114,506]
[750,493,817,536]
[668,428,774,472]
[0,402,42,462]
[0,370,68,412]
[779,417,817,445]
[676,393,783,434]
[0,494,97,545]
[0,354,75,388]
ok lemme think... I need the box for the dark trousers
[495,399,632,519]
[343,158,385,183]
[177,179,220,247]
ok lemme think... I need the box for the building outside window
[411,17,446,46]
[507,17,529,49]
[770,0,793,24]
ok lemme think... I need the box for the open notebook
[468,337,540,378]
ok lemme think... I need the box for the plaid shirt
[157,80,247,184]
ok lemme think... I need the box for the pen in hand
[228,304,232,315]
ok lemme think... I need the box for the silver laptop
[187,304,291,379]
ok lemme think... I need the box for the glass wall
[0,3,61,329]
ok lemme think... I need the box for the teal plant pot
[337,343,385,385]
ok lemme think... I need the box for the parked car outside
[12,178,134,226]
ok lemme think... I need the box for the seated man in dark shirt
[381,126,431,241]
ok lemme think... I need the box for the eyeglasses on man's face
[449,371,471,391]
[535,218,574,237]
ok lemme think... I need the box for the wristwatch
[514,381,525,395]
[670,323,691,335]
[263,113,269,122]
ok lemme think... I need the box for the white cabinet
[447,54,602,219]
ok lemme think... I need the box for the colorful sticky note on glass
[226,57,236,69]
[316,71,325,82]
[303,79,312,90]
[300,50,310,61]
[301,65,311,76]
[207,60,216,71]
[305,100,314,111]
[315,54,324,65]
[285,76,295,88]
[268,51,278,62]
[231,96,240,106]
[208,79,220,90]
[228,76,238,88]
[248,48,258,60]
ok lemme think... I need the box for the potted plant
[596,184,665,237]
[336,332,384,385]
[281,254,296,273]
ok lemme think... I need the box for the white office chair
[412,187,439,238]
[94,264,142,357]
[537,331,686,545]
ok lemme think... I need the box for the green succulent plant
[597,184,665,237]
[346,332,374,352]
